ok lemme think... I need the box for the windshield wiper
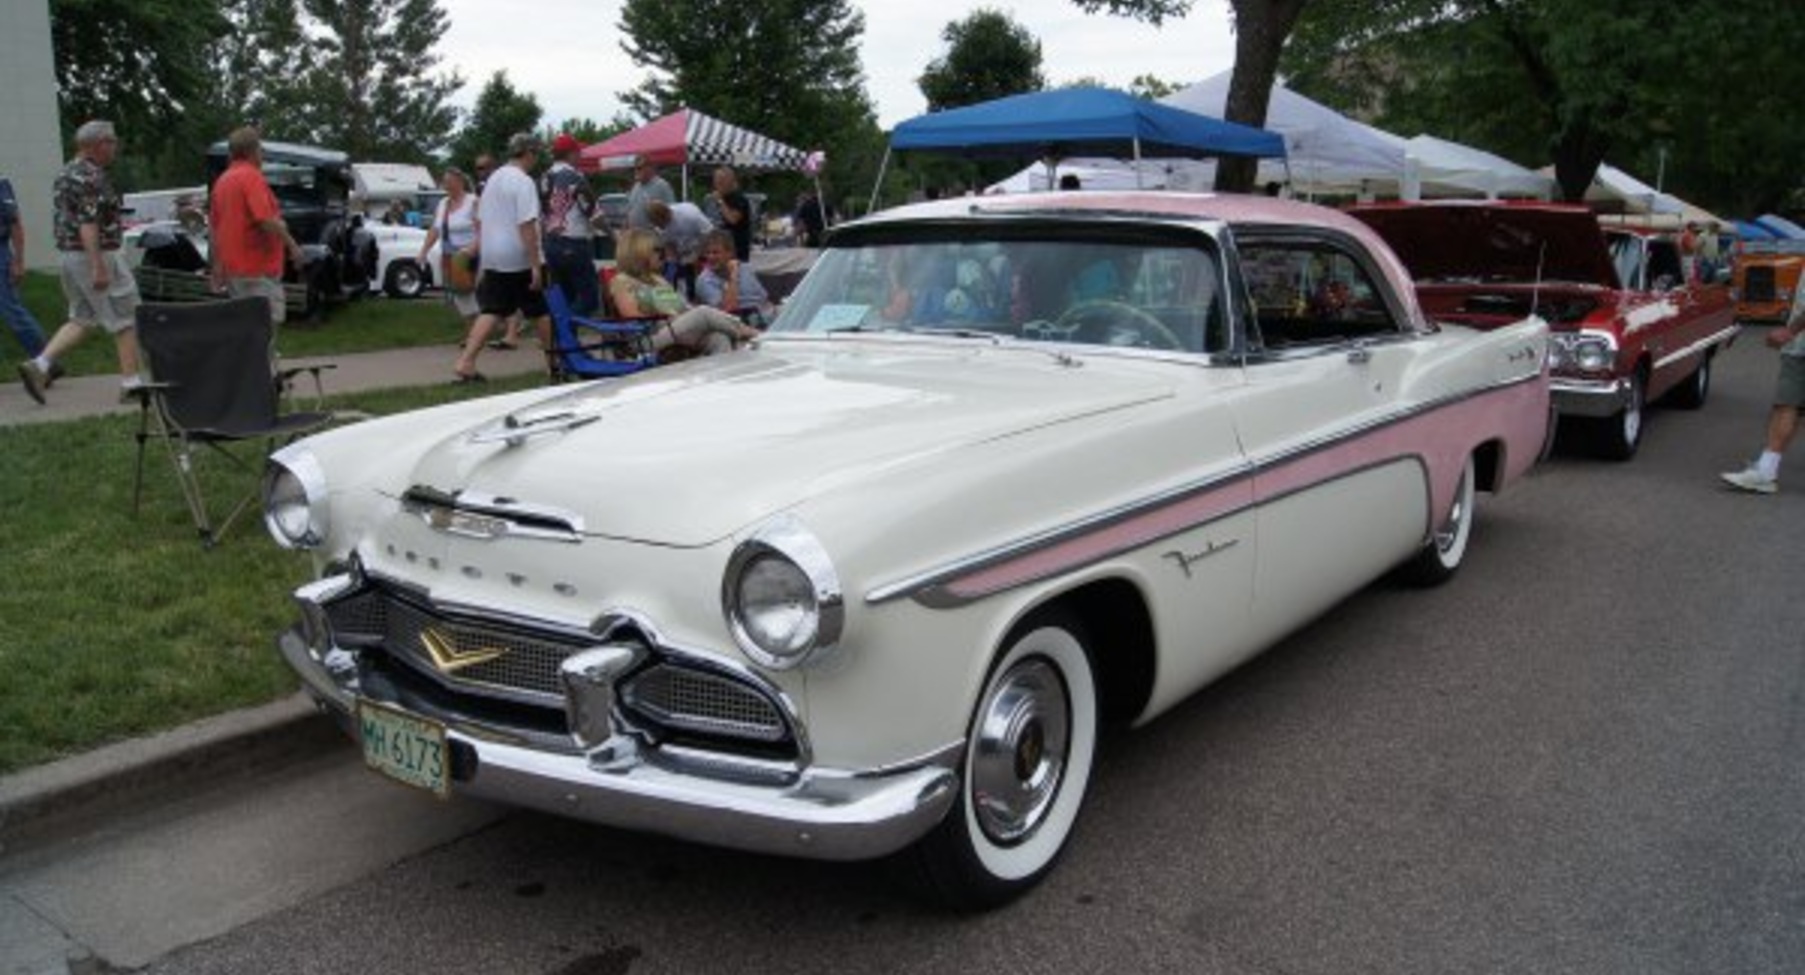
[897,325,1006,342]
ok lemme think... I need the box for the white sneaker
[1720,465,1778,495]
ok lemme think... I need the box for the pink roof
[578,111,692,172]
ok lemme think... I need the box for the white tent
[1163,70,1408,195]
[1403,135,1554,200]
[989,71,1410,198]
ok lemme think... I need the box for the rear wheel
[1666,353,1712,410]
[1396,454,1476,588]
[907,612,1098,911]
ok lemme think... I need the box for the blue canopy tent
[1754,214,1805,239]
[872,86,1286,210]
[1734,220,1776,241]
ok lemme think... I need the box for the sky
[433,0,1239,133]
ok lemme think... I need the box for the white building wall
[1,0,65,270]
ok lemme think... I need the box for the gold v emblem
[419,627,506,673]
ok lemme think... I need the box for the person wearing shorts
[1721,285,1805,494]
[17,120,142,405]
[453,132,551,384]
[209,125,303,358]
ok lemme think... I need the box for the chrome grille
[323,587,590,703]
[622,664,787,742]
[1746,266,1775,303]
[384,598,585,700]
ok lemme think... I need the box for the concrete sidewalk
[0,339,553,857]
[1,341,549,427]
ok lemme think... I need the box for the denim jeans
[0,246,48,358]
[544,236,599,316]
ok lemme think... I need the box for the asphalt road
[9,329,1804,975]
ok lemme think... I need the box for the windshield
[1606,232,1643,291]
[772,233,1227,354]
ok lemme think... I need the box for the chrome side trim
[1652,322,1741,371]
[867,371,1543,608]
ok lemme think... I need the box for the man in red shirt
[209,126,302,341]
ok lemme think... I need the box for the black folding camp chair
[131,297,337,547]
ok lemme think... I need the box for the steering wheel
[1054,300,1185,351]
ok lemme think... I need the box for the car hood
[397,339,1174,546]
[1351,204,1620,288]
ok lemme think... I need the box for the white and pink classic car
[264,193,1549,908]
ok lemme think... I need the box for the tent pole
[682,164,690,202]
[1134,136,1144,189]
[867,147,892,216]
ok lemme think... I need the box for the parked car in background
[1350,202,1738,459]
[263,193,1549,909]
[364,221,434,298]
[1731,240,1805,324]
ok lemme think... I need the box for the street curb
[0,691,344,856]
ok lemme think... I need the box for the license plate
[357,699,450,798]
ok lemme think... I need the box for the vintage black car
[131,142,379,319]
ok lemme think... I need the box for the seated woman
[610,229,762,357]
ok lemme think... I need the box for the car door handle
[1346,342,1372,364]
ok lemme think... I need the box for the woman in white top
[418,167,479,323]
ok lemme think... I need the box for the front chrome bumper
[1549,375,1630,418]
[278,610,958,863]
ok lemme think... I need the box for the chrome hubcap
[971,659,1069,845]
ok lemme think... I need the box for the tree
[50,0,231,186]
[918,9,1046,111]
[1280,0,1802,212]
[294,0,462,162]
[446,71,542,170]
[617,0,880,214]
[1128,73,1184,101]
[204,0,310,141]
[1076,0,1309,192]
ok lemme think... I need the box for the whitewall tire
[909,611,1099,910]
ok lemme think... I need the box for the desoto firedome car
[265,192,1550,908]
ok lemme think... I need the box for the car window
[1237,241,1399,350]
[1607,232,1644,290]
[774,235,1226,354]
[1644,239,1684,291]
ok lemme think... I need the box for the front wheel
[1395,454,1476,588]
[384,260,425,299]
[1589,369,1646,461]
[907,612,1099,911]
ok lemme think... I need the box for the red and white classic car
[1350,202,1739,459]
[264,193,1549,908]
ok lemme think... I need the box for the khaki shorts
[60,250,140,334]
[224,275,287,326]
[1775,353,1805,408]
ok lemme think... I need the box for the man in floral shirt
[17,119,142,404]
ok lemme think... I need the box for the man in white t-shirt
[454,132,549,383]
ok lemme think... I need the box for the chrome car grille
[1745,266,1775,303]
[320,582,798,757]
[621,664,788,742]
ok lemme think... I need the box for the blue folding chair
[543,285,661,382]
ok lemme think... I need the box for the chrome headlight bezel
[1550,331,1618,375]
[722,515,844,671]
[262,447,330,549]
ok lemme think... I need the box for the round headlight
[262,448,329,549]
[1574,339,1614,372]
[723,516,843,670]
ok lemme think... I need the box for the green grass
[13,270,465,377]
[0,373,543,774]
